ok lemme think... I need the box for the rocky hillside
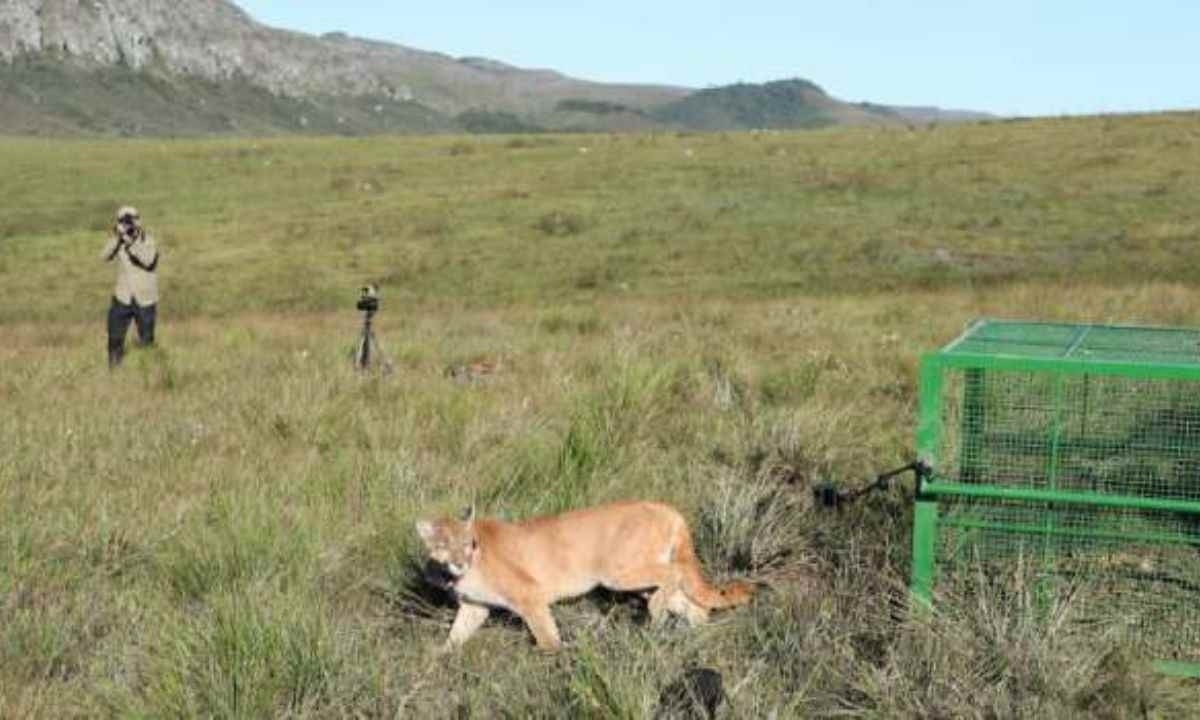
[0,0,987,136]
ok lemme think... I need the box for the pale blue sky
[237,1,1198,117]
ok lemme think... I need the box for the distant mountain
[653,79,895,130]
[884,105,994,124]
[0,0,989,136]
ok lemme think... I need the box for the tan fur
[416,501,756,651]
[444,359,500,383]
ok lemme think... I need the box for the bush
[535,210,586,237]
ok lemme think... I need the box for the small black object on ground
[812,459,931,510]
[656,667,725,719]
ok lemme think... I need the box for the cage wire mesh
[914,320,1200,668]
[941,369,1200,500]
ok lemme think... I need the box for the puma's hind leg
[645,583,708,626]
[646,587,673,624]
[604,564,681,624]
[656,587,709,625]
[672,591,710,626]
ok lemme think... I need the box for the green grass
[3,112,1199,323]
[3,113,1200,717]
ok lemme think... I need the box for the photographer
[100,206,159,368]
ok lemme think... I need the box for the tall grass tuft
[694,468,809,576]
[158,491,315,601]
[124,592,339,718]
[484,356,680,516]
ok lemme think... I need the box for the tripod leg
[356,327,371,369]
[367,329,393,373]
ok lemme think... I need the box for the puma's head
[415,507,479,589]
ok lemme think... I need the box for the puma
[415,500,757,651]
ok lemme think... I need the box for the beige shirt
[101,232,159,305]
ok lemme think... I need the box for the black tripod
[353,308,393,372]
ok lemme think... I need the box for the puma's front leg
[446,601,490,649]
[517,603,562,651]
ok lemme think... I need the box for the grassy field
[3,113,1200,717]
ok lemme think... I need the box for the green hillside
[0,56,975,136]
[653,78,896,130]
[0,58,455,136]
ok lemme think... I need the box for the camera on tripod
[352,283,391,372]
[357,284,379,314]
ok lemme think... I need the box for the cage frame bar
[920,481,1200,515]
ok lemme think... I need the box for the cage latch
[814,459,932,509]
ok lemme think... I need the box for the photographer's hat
[116,206,141,225]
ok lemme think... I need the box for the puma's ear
[415,520,436,543]
[460,505,475,523]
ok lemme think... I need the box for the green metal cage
[910,319,1200,676]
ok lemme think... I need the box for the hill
[0,0,986,136]
[653,78,896,130]
[0,0,686,135]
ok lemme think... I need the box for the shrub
[535,210,586,237]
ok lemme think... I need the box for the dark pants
[107,297,156,367]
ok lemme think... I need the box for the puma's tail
[672,520,757,610]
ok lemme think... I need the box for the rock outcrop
[0,0,686,116]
